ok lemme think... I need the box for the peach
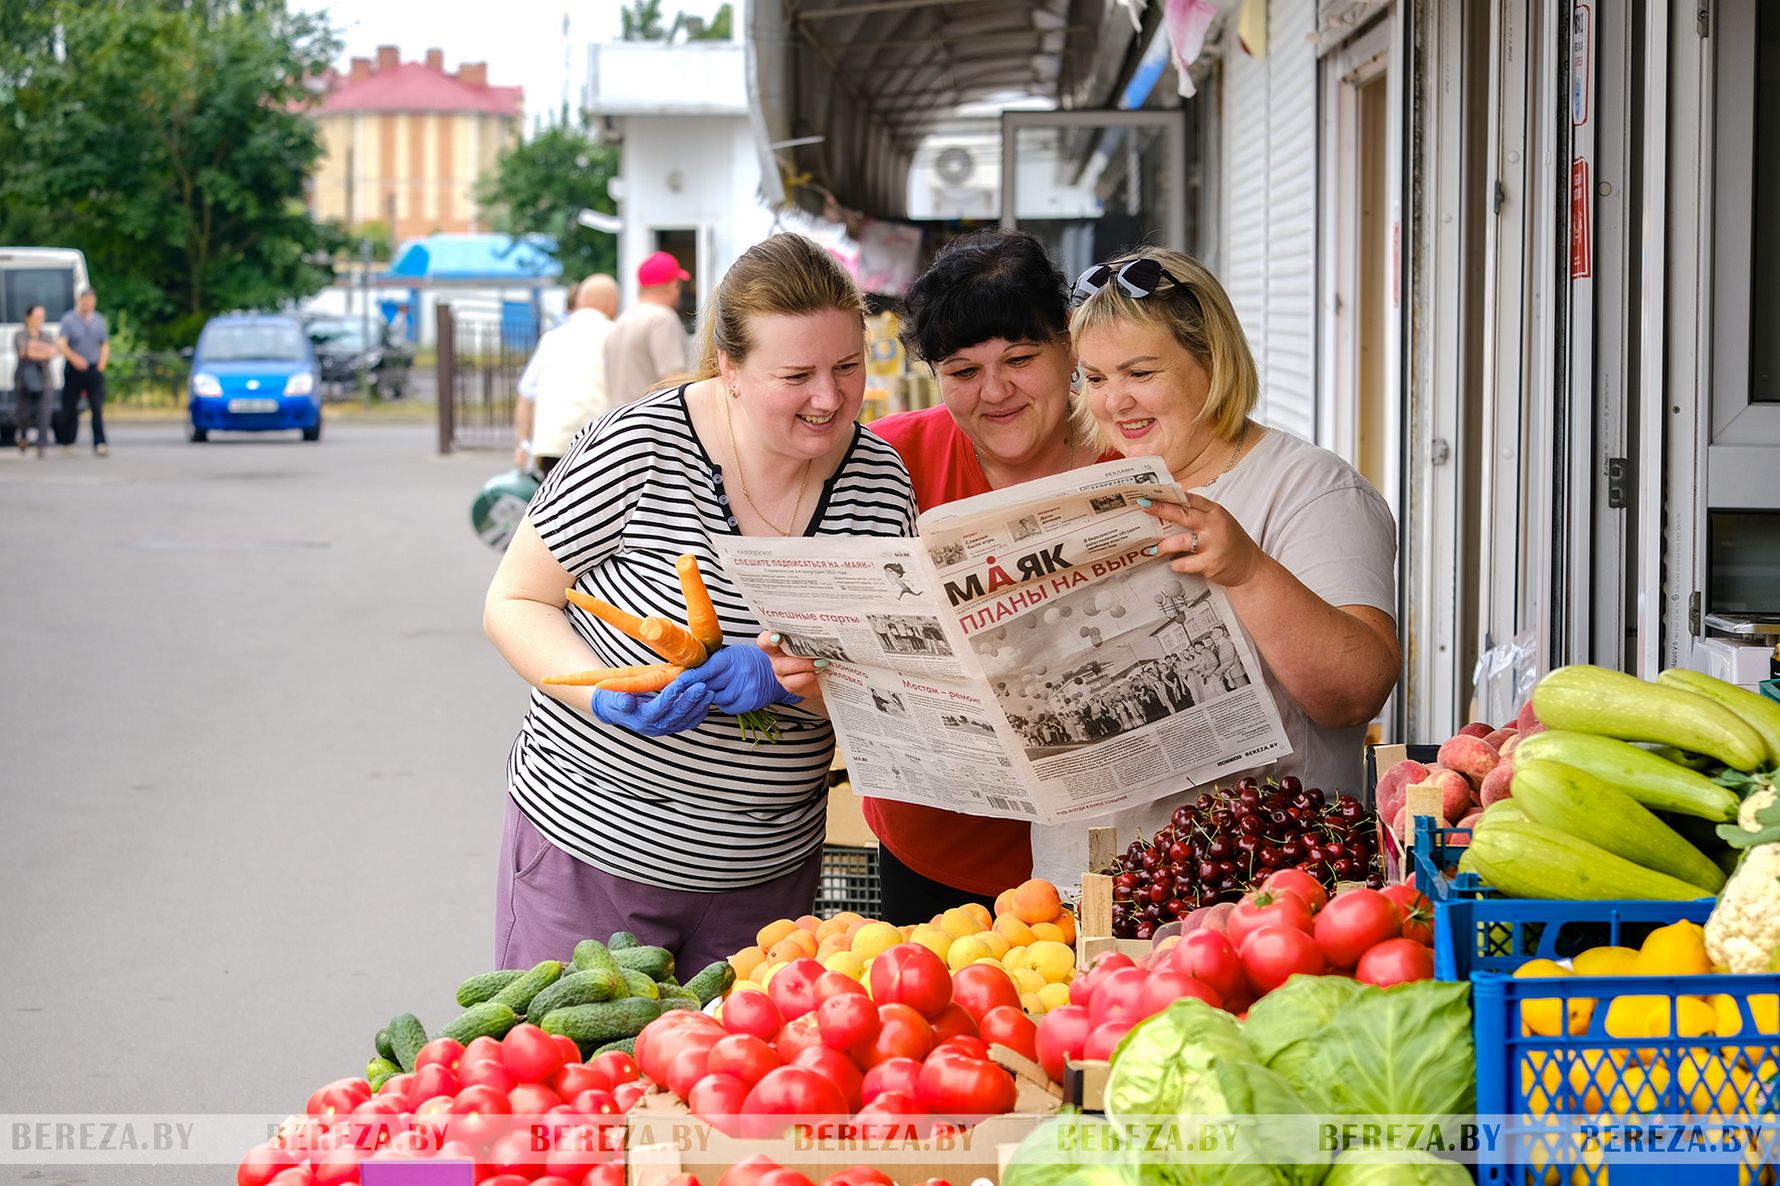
[1459,721,1494,738]
[1499,733,1521,763]
[1421,764,1476,823]
[994,888,1017,918]
[961,902,993,930]
[1182,901,1235,935]
[1515,699,1541,734]
[1375,759,1429,828]
[1010,878,1064,924]
[794,914,822,933]
[993,914,1037,946]
[1483,727,1517,752]
[1447,809,1484,848]
[1437,733,1501,786]
[1479,763,1515,807]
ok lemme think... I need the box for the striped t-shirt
[508,385,917,891]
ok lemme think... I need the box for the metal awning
[749,0,1146,219]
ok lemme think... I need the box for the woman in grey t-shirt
[12,305,58,452]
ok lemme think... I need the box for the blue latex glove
[685,645,801,715]
[590,679,715,737]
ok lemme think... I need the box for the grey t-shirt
[59,311,108,363]
[13,328,52,393]
[1028,424,1399,889]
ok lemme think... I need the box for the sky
[294,0,733,128]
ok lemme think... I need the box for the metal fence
[435,303,536,454]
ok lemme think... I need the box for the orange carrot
[640,616,709,668]
[564,588,648,638]
[542,663,682,687]
[677,554,724,650]
[593,665,685,694]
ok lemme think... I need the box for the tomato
[374,1073,416,1106]
[567,1087,619,1120]
[553,1063,612,1100]
[1313,888,1403,968]
[767,957,827,1021]
[410,1037,464,1078]
[486,1128,546,1179]
[543,1124,610,1179]
[930,1035,989,1062]
[721,989,786,1041]
[305,1079,371,1119]
[707,1032,782,1087]
[1065,951,1137,1009]
[1087,966,1150,1028]
[852,1002,934,1068]
[536,1177,579,1186]
[667,1039,720,1100]
[309,1142,361,1186]
[719,1153,787,1186]
[590,1050,641,1086]
[463,1035,506,1067]
[816,991,879,1051]
[772,1011,825,1064]
[1380,883,1435,946]
[640,1013,724,1084]
[759,1171,817,1186]
[976,1005,1038,1062]
[454,1083,514,1116]
[1226,889,1316,949]
[928,1002,979,1044]
[949,964,1021,1024]
[265,1169,319,1186]
[867,944,953,1020]
[1238,926,1328,994]
[504,1023,569,1084]
[1082,1020,1132,1061]
[916,1053,1017,1118]
[486,1177,538,1186]
[740,1066,849,1138]
[823,1169,897,1186]
[459,1056,517,1096]
[612,1080,650,1112]
[237,1143,298,1186]
[1354,937,1435,987]
[508,1081,561,1116]
[584,1164,625,1186]
[860,1056,923,1106]
[689,1071,752,1134]
[1263,866,1330,910]
[814,970,869,1002]
[1157,930,1247,1002]
[1034,1003,1093,1083]
[793,1044,866,1111]
[409,1062,461,1103]
[552,1034,583,1067]
[1138,970,1223,1017]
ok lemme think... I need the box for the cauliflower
[1704,786,1780,974]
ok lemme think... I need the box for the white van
[1,247,91,444]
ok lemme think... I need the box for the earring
[729,385,739,399]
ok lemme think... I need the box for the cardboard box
[1061,1058,1110,1114]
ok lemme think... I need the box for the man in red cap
[606,249,691,404]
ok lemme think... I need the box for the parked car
[306,315,412,398]
[186,313,321,442]
[0,246,88,445]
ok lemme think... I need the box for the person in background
[513,274,620,476]
[57,287,109,456]
[483,233,916,974]
[13,305,59,455]
[606,250,691,404]
[1054,246,1399,888]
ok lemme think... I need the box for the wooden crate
[1073,827,1153,966]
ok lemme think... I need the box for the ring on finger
[1189,529,1200,555]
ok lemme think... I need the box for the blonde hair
[1068,247,1258,442]
[686,234,868,382]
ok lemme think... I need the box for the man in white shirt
[514,274,620,475]
[605,251,690,405]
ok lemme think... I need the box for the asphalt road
[0,421,526,1183]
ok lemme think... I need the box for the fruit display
[729,879,1078,1015]
[1376,701,1537,845]
[707,1158,958,1186]
[1101,775,1382,939]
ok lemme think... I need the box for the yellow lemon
[821,950,866,978]
[1640,995,1719,1040]
[1678,1052,1751,1114]
[1604,1062,1671,1116]
[1714,993,1780,1066]
[1036,981,1072,1012]
[1636,921,1713,977]
[946,935,992,971]
[1572,945,1640,977]
[1515,959,1588,1036]
[1520,1050,1565,1112]
[1027,939,1075,984]
[850,921,902,961]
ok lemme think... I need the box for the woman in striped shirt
[484,235,917,974]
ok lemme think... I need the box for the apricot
[756,918,799,950]
[1010,878,1064,924]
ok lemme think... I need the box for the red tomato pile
[642,944,1031,1140]
[235,1025,651,1186]
[1034,872,1437,1082]
[689,1155,953,1186]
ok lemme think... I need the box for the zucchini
[373,1027,397,1063]
[1515,730,1740,821]
[387,1013,428,1073]
[442,1001,520,1044]
[539,997,661,1046]
[571,939,624,980]
[1511,759,1726,892]
[1480,799,1527,826]
[527,968,625,1019]
[607,931,642,951]
[1657,668,1780,769]
[490,960,562,1015]
[621,969,661,1000]
[683,960,737,1006]
[612,945,675,980]
[455,969,525,1009]
[1531,665,1768,773]
[1465,818,1716,901]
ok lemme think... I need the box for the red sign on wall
[1570,157,1592,280]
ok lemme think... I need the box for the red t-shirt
[863,407,1032,896]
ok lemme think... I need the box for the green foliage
[0,0,344,348]
[476,125,620,283]
[621,0,667,40]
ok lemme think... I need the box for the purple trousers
[494,796,822,976]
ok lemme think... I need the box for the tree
[476,125,620,284]
[621,0,667,41]
[0,0,343,347]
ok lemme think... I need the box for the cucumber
[539,997,661,1046]
[387,1013,428,1073]
[1531,665,1767,773]
[490,960,563,1015]
[455,969,526,1009]
[1515,730,1739,821]
[442,1001,520,1045]
[365,1057,401,1090]
[591,1036,637,1058]
[607,931,642,951]
[527,968,625,1019]
[1511,759,1727,892]
[612,945,675,980]
[659,997,700,1013]
[1466,818,1716,900]
[571,939,624,980]
[658,982,698,1001]
[621,969,660,1000]
[683,960,737,1006]
[373,1027,396,1063]
[1657,668,1780,769]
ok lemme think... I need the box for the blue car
[187,313,322,442]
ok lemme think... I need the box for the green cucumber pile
[1459,665,1780,901]
[364,931,735,1089]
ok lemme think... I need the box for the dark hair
[688,233,867,381]
[899,230,1069,363]
[24,304,45,319]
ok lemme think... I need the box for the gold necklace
[724,388,812,536]
[1206,422,1249,487]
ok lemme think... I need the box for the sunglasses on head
[1070,257,1180,306]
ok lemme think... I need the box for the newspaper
[711,458,1291,825]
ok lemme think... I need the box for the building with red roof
[309,46,523,240]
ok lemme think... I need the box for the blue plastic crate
[1412,813,1493,902]
[1438,896,1780,1184]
